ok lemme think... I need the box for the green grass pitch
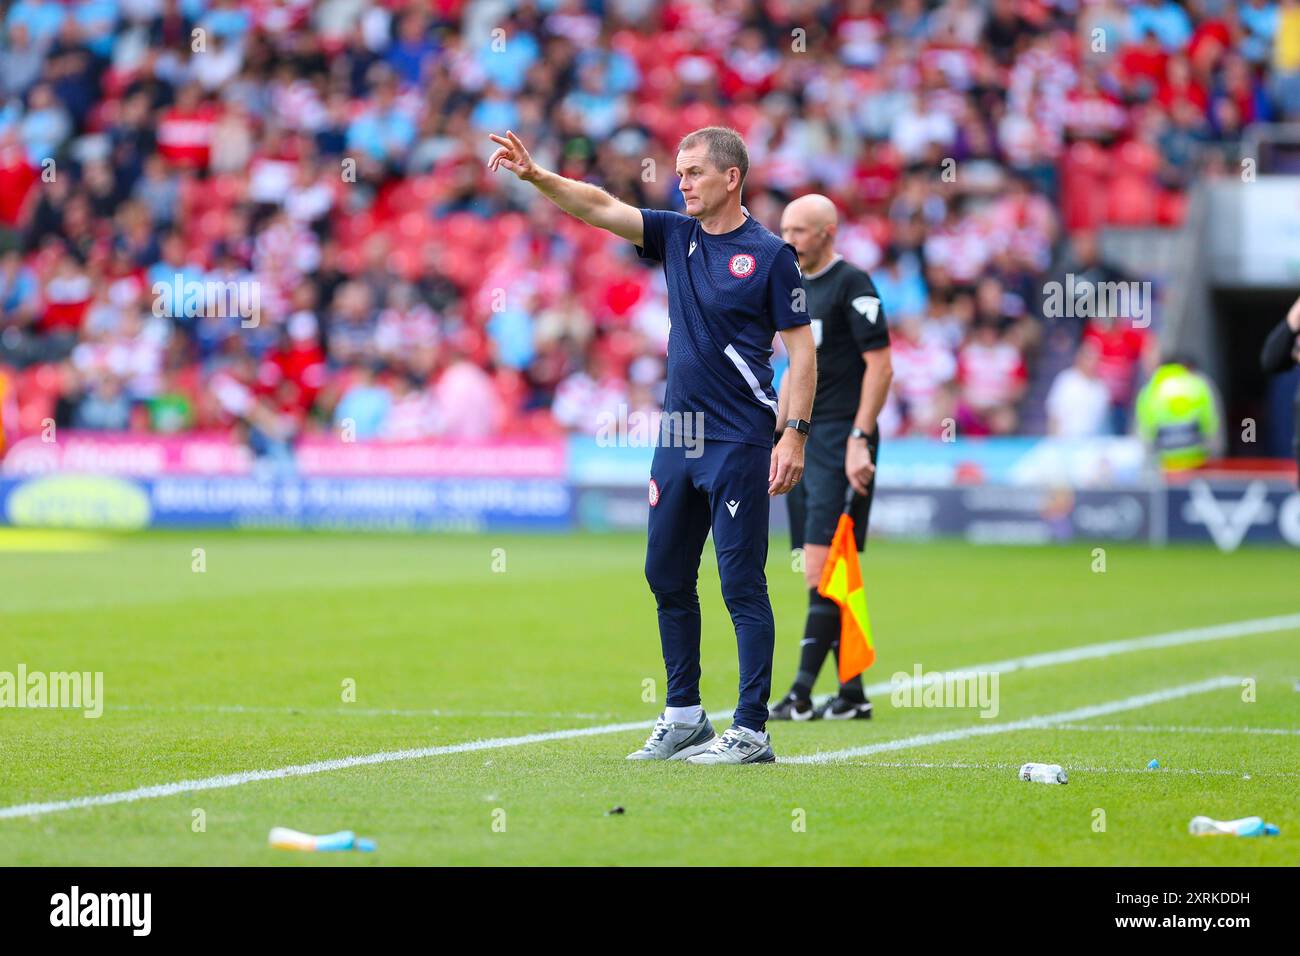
[0,527,1296,866]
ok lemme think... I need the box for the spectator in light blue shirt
[478,28,539,94]
[148,233,208,327]
[346,72,417,164]
[563,64,626,139]
[487,298,536,371]
[74,0,119,59]
[334,365,392,439]
[18,83,71,166]
[5,0,65,50]
[0,101,20,136]
[871,250,929,323]
[574,48,640,96]
[1239,0,1279,64]
[198,0,252,42]
[469,86,520,134]
[0,251,38,324]
[1129,0,1193,52]
[0,24,43,99]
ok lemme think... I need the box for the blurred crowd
[0,0,1295,455]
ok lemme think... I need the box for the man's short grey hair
[678,126,749,186]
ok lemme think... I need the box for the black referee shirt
[804,255,890,420]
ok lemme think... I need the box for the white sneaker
[684,725,775,764]
[626,712,717,760]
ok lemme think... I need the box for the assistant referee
[772,194,893,720]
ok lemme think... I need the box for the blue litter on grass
[269,827,377,852]
[1189,816,1280,837]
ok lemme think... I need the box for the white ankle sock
[665,705,703,724]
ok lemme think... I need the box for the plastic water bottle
[1188,815,1278,837]
[1020,762,1068,784]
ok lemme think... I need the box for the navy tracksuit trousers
[644,439,774,731]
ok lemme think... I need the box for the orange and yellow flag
[816,512,875,683]
[0,370,13,457]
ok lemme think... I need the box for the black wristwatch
[785,418,811,436]
[849,427,870,442]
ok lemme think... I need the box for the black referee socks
[791,587,840,700]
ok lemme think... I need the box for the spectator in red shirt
[958,319,1028,434]
[1063,70,1129,143]
[1157,53,1209,115]
[1082,314,1152,433]
[156,85,218,170]
[260,306,326,415]
[0,130,39,230]
[39,252,93,336]
[1121,30,1169,99]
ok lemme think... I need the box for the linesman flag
[816,490,875,683]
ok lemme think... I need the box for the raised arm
[487,130,643,245]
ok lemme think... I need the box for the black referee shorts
[786,417,878,553]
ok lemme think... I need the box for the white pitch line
[0,681,1240,820]
[0,720,646,821]
[844,761,1300,779]
[781,676,1241,764]
[2,607,1294,821]
[1050,723,1300,737]
[112,704,621,720]
[96,611,1300,725]
[861,612,1300,697]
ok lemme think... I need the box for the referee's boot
[820,693,873,720]
[626,711,717,760]
[768,691,818,721]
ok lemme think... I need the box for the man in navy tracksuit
[488,126,816,764]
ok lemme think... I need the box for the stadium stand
[0,0,1295,457]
